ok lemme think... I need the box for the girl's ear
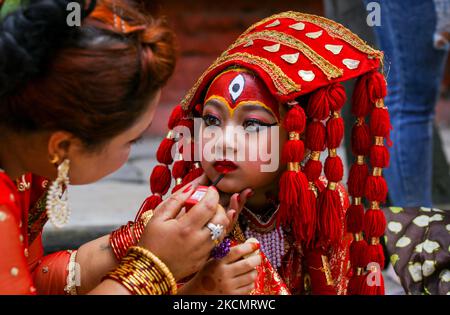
[47,131,80,162]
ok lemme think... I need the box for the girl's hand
[179,242,261,295]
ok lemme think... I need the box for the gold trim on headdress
[229,30,343,80]
[240,11,383,59]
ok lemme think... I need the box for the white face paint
[229,74,245,103]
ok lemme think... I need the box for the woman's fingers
[180,187,220,229]
[201,204,230,243]
[223,242,260,264]
[155,184,197,220]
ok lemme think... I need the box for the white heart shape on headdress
[298,70,315,82]
[263,43,280,53]
[265,19,281,28]
[325,44,343,55]
[342,58,360,69]
[280,52,299,64]
[243,40,254,47]
[305,30,323,39]
[289,22,305,31]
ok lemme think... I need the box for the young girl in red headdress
[140,11,391,295]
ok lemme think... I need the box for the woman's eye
[202,114,221,127]
[243,119,276,132]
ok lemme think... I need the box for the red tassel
[326,117,344,149]
[281,140,304,163]
[363,209,387,238]
[150,165,171,195]
[307,89,331,121]
[348,275,364,295]
[352,75,373,117]
[324,156,344,182]
[346,204,365,233]
[365,176,388,203]
[370,145,390,168]
[317,189,343,245]
[305,121,326,152]
[304,159,322,182]
[347,163,368,197]
[278,170,300,225]
[182,166,204,185]
[359,270,385,295]
[175,118,195,136]
[328,83,347,112]
[168,105,183,130]
[156,138,175,165]
[366,243,385,269]
[304,189,317,247]
[134,194,163,221]
[278,170,311,243]
[305,249,337,295]
[172,160,190,179]
[351,122,371,156]
[370,108,392,142]
[284,105,306,133]
[368,71,387,102]
[348,239,369,295]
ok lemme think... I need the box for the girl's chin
[214,177,248,194]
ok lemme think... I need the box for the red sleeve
[32,250,73,295]
[0,205,35,295]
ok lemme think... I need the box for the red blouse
[0,171,73,295]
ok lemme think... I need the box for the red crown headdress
[141,12,391,295]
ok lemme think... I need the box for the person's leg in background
[365,0,449,207]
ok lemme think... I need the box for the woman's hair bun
[0,0,96,97]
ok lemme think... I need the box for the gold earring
[50,154,60,165]
[46,159,71,228]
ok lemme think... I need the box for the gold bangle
[104,246,177,295]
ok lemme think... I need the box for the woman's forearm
[75,234,119,294]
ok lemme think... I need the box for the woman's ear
[47,131,79,162]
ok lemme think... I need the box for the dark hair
[0,0,176,149]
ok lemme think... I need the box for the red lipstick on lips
[213,161,238,173]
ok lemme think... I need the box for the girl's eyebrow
[203,98,227,112]
[236,103,278,121]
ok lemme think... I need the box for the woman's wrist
[109,210,154,261]
[103,246,177,295]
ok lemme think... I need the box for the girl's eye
[202,114,221,127]
[243,118,277,132]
